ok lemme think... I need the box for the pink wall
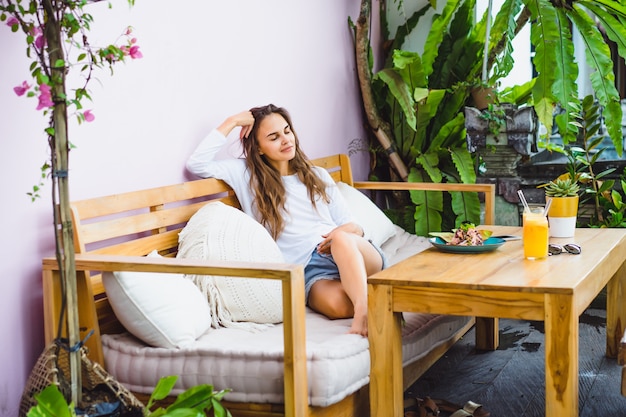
[0,1,371,414]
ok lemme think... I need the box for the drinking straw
[543,198,553,217]
[517,189,530,213]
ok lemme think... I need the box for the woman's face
[255,113,296,173]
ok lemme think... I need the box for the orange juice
[523,210,549,259]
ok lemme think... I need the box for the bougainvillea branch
[0,0,138,405]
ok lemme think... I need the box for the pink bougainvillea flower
[35,34,46,49]
[129,45,143,59]
[83,110,95,122]
[28,25,46,49]
[119,45,129,56]
[36,84,54,110]
[13,81,31,96]
[6,17,19,27]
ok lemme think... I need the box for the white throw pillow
[102,250,212,349]
[177,202,284,330]
[336,181,396,247]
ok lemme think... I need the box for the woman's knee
[309,281,353,319]
[324,299,353,319]
[329,230,354,248]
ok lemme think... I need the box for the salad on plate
[429,223,492,246]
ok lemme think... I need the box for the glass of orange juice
[523,208,549,260]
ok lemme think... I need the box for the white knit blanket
[177,202,284,330]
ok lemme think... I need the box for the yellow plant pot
[547,195,579,238]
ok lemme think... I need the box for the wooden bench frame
[617,331,626,397]
[42,154,495,417]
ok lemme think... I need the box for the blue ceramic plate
[428,237,506,253]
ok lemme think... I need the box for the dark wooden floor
[405,295,626,417]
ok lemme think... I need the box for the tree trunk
[355,0,409,181]
[43,0,81,405]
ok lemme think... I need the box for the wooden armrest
[43,254,308,417]
[43,254,302,280]
[353,181,496,225]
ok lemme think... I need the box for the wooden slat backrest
[311,153,354,185]
[71,178,238,256]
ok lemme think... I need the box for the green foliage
[545,95,626,228]
[28,376,232,417]
[478,103,506,136]
[368,0,522,234]
[145,376,232,417]
[372,0,626,234]
[27,385,74,417]
[524,0,626,153]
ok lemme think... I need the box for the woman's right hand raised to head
[216,111,255,140]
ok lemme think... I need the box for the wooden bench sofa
[42,154,495,417]
[617,331,626,397]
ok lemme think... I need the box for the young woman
[186,104,385,336]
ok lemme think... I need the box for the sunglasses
[548,243,582,256]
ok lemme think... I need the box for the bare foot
[348,310,368,337]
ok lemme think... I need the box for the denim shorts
[303,240,387,302]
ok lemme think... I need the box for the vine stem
[42,0,82,405]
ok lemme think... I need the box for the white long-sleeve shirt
[186,129,356,266]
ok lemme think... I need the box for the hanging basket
[19,340,144,417]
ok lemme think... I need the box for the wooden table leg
[368,284,403,417]
[607,260,626,358]
[475,317,499,350]
[545,293,578,417]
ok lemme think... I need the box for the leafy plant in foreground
[27,376,232,417]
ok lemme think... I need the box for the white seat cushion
[382,225,432,265]
[102,310,471,407]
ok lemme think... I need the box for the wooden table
[368,226,626,417]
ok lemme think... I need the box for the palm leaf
[550,8,579,143]
[387,4,431,66]
[450,146,476,184]
[422,0,461,78]
[409,168,444,235]
[393,49,427,88]
[489,0,523,81]
[584,0,626,16]
[450,190,481,227]
[415,89,446,153]
[416,151,443,183]
[375,68,416,130]
[583,3,626,61]
[527,0,560,135]
[569,5,622,152]
[432,0,475,87]
[429,112,466,151]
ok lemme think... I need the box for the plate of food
[429,223,506,254]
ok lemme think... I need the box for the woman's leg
[307,231,383,336]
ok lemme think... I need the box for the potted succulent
[543,177,580,238]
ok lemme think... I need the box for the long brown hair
[242,104,330,239]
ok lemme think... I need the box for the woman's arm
[216,110,255,139]
[186,111,255,178]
